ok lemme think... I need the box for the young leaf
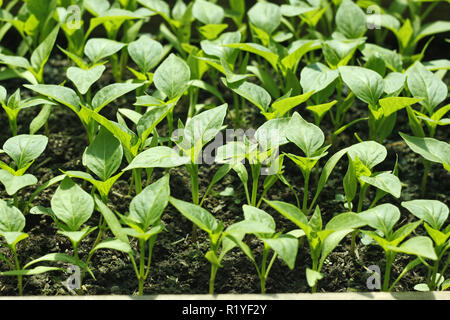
[91,83,143,112]
[224,80,271,112]
[287,112,324,157]
[128,35,163,73]
[401,200,449,231]
[339,66,384,106]
[0,199,25,232]
[263,235,299,270]
[169,196,218,234]
[24,84,80,113]
[248,1,281,35]
[306,268,323,288]
[84,126,123,181]
[67,65,106,95]
[193,0,224,25]
[123,146,190,170]
[406,62,448,114]
[360,172,402,199]
[347,141,387,170]
[399,132,450,170]
[3,134,48,169]
[129,174,170,231]
[390,236,437,261]
[0,171,37,196]
[335,0,367,39]
[359,204,400,237]
[51,177,94,231]
[84,38,126,63]
[153,53,191,100]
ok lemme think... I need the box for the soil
[0,51,448,296]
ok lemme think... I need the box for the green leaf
[193,0,224,25]
[177,104,227,157]
[67,65,106,95]
[406,62,448,114]
[51,177,94,231]
[339,66,384,106]
[343,158,357,203]
[383,72,405,95]
[325,212,366,231]
[200,31,241,65]
[416,21,450,43]
[153,53,191,100]
[58,227,97,244]
[347,141,387,170]
[401,200,448,231]
[287,112,324,157]
[169,196,218,234]
[24,84,80,113]
[0,266,61,277]
[271,91,315,118]
[129,174,169,231]
[360,172,402,198]
[224,79,271,112]
[248,1,281,35]
[123,146,190,170]
[254,117,290,151]
[136,104,174,142]
[198,24,228,40]
[30,25,59,74]
[94,197,129,244]
[264,199,310,235]
[320,229,353,266]
[0,170,37,196]
[84,126,123,181]
[84,38,126,63]
[399,132,450,169]
[300,63,338,98]
[306,268,323,287]
[29,104,52,134]
[359,204,400,236]
[335,0,367,38]
[90,238,133,255]
[3,134,48,169]
[310,147,350,210]
[224,43,279,71]
[92,83,143,112]
[0,231,28,248]
[379,97,421,117]
[243,205,275,231]
[263,235,298,270]
[391,236,437,260]
[128,35,163,73]
[0,53,31,69]
[0,199,25,232]
[281,41,319,72]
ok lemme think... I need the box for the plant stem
[421,160,431,197]
[133,168,142,195]
[209,264,218,295]
[302,171,310,213]
[138,239,146,295]
[189,164,199,240]
[382,251,394,292]
[251,164,261,206]
[12,247,22,296]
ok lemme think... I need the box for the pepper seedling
[359,203,437,292]
[0,199,61,295]
[401,200,450,291]
[0,134,48,209]
[264,199,367,292]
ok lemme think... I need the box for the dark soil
[0,54,448,296]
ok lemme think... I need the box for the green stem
[260,245,269,294]
[209,264,218,295]
[302,171,310,213]
[421,160,431,197]
[12,247,22,296]
[138,239,145,295]
[251,164,261,207]
[382,251,394,292]
[133,168,142,195]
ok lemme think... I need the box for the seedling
[402,200,450,291]
[0,134,48,209]
[359,204,437,292]
[0,199,61,295]
[226,205,301,293]
[264,200,367,293]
